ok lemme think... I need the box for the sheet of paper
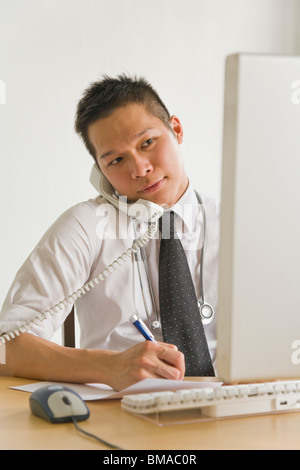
[11,378,222,401]
[11,381,115,401]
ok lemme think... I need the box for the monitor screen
[217,53,300,383]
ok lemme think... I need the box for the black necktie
[159,211,215,376]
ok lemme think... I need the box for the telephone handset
[0,166,164,344]
[90,164,164,222]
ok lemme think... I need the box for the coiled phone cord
[0,217,159,344]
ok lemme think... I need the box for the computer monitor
[217,53,300,383]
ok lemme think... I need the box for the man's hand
[104,341,185,391]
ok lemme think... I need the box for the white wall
[0,0,299,343]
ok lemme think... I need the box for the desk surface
[1,376,300,450]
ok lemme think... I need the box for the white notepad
[11,377,222,401]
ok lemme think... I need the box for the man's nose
[130,156,153,178]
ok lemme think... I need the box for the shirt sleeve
[0,199,100,341]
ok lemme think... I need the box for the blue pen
[130,314,156,342]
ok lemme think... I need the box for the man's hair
[74,74,171,161]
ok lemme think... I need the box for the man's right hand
[104,341,185,391]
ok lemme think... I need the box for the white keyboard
[121,380,300,419]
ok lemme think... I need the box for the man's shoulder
[40,195,110,244]
[195,192,220,219]
[56,195,109,223]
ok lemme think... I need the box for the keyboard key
[223,386,239,398]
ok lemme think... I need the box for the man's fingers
[156,344,185,380]
[109,340,186,390]
[156,341,179,350]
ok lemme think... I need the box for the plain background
[1,0,300,344]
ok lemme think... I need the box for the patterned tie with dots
[159,211,215,376]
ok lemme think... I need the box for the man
[0,75,219,390]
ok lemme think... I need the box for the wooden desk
[1,376,300,450]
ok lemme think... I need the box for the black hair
[74,74,171,160]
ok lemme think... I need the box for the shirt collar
[169,181,203,234]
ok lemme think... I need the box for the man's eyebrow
[133,127,154,139]
[100,128,154,160]
[100,150,117,160]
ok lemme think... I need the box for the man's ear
[169,115,183,144]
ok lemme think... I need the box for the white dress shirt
[0,183,220,362]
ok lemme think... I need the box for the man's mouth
[138,177,166,194]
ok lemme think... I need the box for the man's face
[88,103,188,208]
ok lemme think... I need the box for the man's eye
[142,138,154,148]
[109,157,122,166]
